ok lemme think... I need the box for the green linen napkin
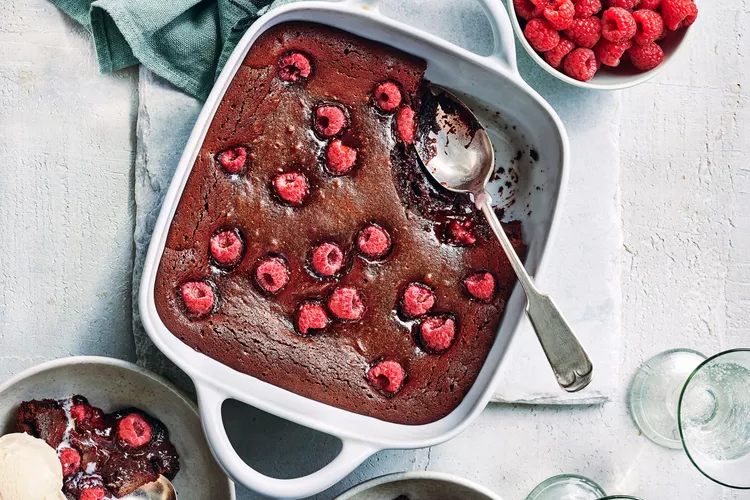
[49,0,296,100]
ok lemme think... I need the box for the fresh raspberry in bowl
[418,315,457,353]
[357,223,391,260]
[255,256,290,294]
[509,0,698,87]
[210,229,244,268]
[367,359,406,396]
[179,281,215,318]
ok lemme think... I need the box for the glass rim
[677,347,750,490]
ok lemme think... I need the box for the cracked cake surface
[154,22,525,425]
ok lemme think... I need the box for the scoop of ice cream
[0,433,66,500]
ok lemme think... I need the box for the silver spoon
[123,475,177,500]
[414,85,593,392]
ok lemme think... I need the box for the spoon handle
[477,194,594,392]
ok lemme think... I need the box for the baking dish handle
[342,0,518,72]
[197,384,379,499]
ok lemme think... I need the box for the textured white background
[1,0,749,499]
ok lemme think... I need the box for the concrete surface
[0,0,748,499]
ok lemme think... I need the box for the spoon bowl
[415,85,594,392]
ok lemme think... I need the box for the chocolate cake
[154,22,526,425]
[16,396,179,499]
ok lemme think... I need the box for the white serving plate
[139,0,569,497]
[335,471,504,500]
[0,357,235,500]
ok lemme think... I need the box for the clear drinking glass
[526,474,641,500]
[629,348,750,489]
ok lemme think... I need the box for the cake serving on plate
[16,396,179,499]
[154,22,526,425]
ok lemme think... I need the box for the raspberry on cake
[445,219,477,246]
[79,486,107,500]
[419,316,457,353]
[400,283,436,318]
[217,146,248,174]
[278,52,312,82]
[295,300,329,335]
[273,171,309,206]
[373,81,402,111]
[328,286,365,321]
[310,242,344,278]
[179,281,215,318]
[464,272,496,302]
[255,256,290,294]
[58,447,81,477]
[315,105,347,137]
[210,229,244,267]
[367,359,406,395]
[396,106,416,144]
[117,413,152,449]
[357,224,391,260]
[326,139,357,175]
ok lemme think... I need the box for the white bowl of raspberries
[509,0,698,88]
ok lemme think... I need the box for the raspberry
[661,0,697,30]
[373,81,402,111]
[117,413,152,448]
[79,487,107,500]
[514,0,542,20]
[401,283,436,318]
[328,286,365,321]
[524,18,560,52]
[180,281,215,318]
[210,229,243,267]
[367,359,406,395]
[255,256,290,294]
[464,272,496,302]
[326,139,357,175]
[544,0,575,30]
[217,146,247,174]
[632,9,664,45]
[396,106,415,144]
[573,0,601,18]
[628,41,664,70]
[564,16,602,48]
[607,0,640,8]
[594,38,633,66]
[640,0,661,9]
[419,316,457,353]
[295,300,329,335]
[563,47,599,81]
[544,37,576,68]
[278,52,312,82]
[273,171,309,206]
[310,242,344,278]
[69,404,88,422]
[315,105,347,137]
[445,219,477,246]
[357,224,391,259]
[59,447,81,477]
[601,7,636,42]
